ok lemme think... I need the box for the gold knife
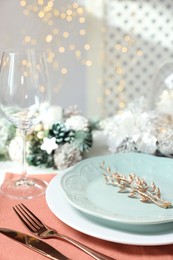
[0,228,71,260]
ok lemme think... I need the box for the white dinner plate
[46,168,173,246]
[60,153,173,225]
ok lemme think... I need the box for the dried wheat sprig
[101,162,172,209]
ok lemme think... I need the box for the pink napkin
[0,173,173,260]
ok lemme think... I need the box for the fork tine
[20,203,44,227]
[13,203,44,232]
[13,206,37,233]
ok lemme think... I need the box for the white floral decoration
[0,117,15,158]
[41,137,58,154]
[100,96,173,156]
[8,135,30,162]
[8,136,23,162]
[0,105,94,170]
[101,109,154,153]
[65,115,89,131]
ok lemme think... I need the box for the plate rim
[45,171,173,246]
[60,152,173,225]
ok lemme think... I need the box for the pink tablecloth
[1,173,173,260]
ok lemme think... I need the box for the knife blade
[0,228,71,260]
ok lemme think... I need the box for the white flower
[103,111,149,152]
[101,102,153,153]
[0,131,9,155]
[0,117,15,157]
[8,136,23,162]
[41,106,63,128]
[136,134,157,154]
[41,137,58,154]
[8,136,30,162]
[65,115,88,131]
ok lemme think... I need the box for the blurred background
[1,0,173,118]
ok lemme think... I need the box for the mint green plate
[61,152,173,225]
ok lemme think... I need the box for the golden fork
[13,204,116,260]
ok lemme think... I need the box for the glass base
[0,177,48,199]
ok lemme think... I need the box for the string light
[20,1,26,7]
[19,0,91,74]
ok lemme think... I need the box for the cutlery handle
[56,234,116,260]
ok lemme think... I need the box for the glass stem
[21,129,27,180]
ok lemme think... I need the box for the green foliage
[26,136,54,168]
[74,130,93,152]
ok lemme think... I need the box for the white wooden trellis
[86,0,173,117]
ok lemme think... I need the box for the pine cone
[53,143,82,169]
[49,123,75,144]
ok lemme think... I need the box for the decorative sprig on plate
[101,162,172,209]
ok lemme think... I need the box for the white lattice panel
[102,0,173,116]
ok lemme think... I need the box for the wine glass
[0,49,51,199]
